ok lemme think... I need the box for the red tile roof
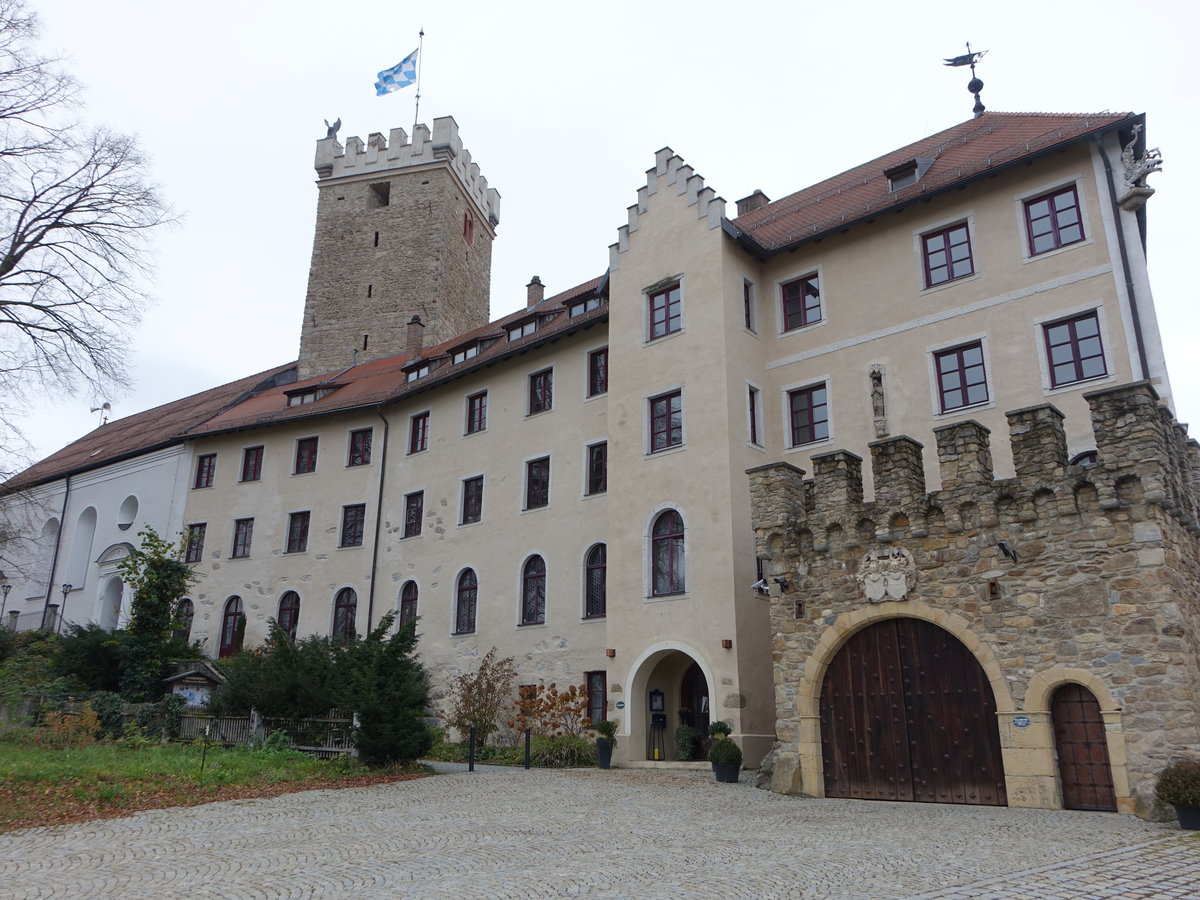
[4,363,297,490]
[734,112,1139,254]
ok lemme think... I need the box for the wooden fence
[179,710,356,758]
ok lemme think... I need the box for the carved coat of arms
[856,547,916,603]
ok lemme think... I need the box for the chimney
[406,315,425,356]
[736,189,771,217]
[526,276,545,307]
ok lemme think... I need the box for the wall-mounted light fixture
[605,648,616,658]
[721,639,733,650]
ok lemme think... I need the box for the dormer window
[508,318,538,341]
[406,364,430,383]
[404,358,444,383]
[285,385,341,407]
[451,344,479,365]
[568,296,603,318]
[885,157,935,192]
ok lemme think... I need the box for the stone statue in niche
[870,364,887,438]
[857,547,916,603]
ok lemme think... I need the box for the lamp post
[57,582,72,634]
[0,571,11,627]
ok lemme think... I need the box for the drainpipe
[1097,134,1151,382]
[365,406,390,632]
[40,474,71,629]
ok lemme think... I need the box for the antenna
[89,401,112,425]
[943,43,988,118]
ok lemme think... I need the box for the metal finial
[944,43,988,118]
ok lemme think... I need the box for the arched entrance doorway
[1051,683,1117,811]
[820,617,1007,805]
[628,646,713,762]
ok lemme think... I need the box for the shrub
[508,681,590,737]
[350,614,433,767]
[137,694,186,741]
[594,718,618,747]
[53,623,124,693]
[674,725,700,761]
[88,690,126,738]
[708,736,743,768]
[531,734,596,768]
[708,720,732,739]
[445,648,517,746]
[1156,758,1200,808]
[36,703,100,749]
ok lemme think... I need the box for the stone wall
[749,381,1200,816]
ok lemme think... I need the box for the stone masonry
[748,381,1200,817]
[298,117,499,379]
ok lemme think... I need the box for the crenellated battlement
[750,381,1200,563]
[314,116,501,226]
[609,147,726,270]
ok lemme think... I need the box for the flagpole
[413,28,425,133]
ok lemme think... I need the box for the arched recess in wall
[64,507,97,588]
[31,518,60,599]
[97,575,124,630]
[117,495,139,531]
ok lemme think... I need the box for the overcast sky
[18,0,1200,463]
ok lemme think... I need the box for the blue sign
[615,701,625,710]
[1012,715,1031,728]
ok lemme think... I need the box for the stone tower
[297,116,501,379]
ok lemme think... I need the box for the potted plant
[594,719,617,770]
[708,720,732,771]
[1155,758,1200,829]
[709,734,742,783]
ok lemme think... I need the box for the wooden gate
[1051,683,1117,811]
[820,618,1007,805]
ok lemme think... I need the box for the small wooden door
[820,618,1007,805]
[1051,684,1117,811]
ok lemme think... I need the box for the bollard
[468,724,476,772]
[524,727,531,769]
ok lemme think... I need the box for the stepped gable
[750,380,1200,582]
[735,111,1138,254]
[186,277,607,437]
[609,147,726,270]
[3,363,298,491]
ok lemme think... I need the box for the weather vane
[944,43,988,118]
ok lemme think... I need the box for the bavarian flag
[375,49,418,95]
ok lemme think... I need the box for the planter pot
[1175,805,1200,830]
[713,763,740,783]
[596,739,614,770]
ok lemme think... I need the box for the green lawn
[0,736,427,832]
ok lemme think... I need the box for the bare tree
[0,0,170,478]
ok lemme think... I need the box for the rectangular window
[529,369,553,414]
[923,224,974,287]
[743,281,755,331]
[935,342,989,412]
[585,671,607,725]
[194,453,216,489]
[294,437,318,474]
[403,492,423,538]
[748,386,761,445]
[466,392,488,434]
[409,412,429,454]
[286,511,310,553]
[587,348,608,397]
[649,390,683,452]
[340,504,366,547]
[1025,185,1084,256]
[184,523,206,564]
[347,428,373,466]
[231,518,254,559]
[1044,311,1107,388]
[788,384,829,446]
[648,283,682,340]
[461,476,484,524]
[586,442,607,495]
[240,446,264,482]
[525,457,550,509]
[782,274,821,331]
[508,319,537,341]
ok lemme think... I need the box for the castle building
[2,110,1192,816]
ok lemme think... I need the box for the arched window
[173,598,194,643]
[332,588,357,644]
[399,581,418,627]
[278,591,301,640]
[585,544,606,618]
[521,556,546,625]
[219,596,244,657]
[455,569,477,634]
[651,510,685,596]
[65,506,97,587]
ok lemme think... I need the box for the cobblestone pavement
[1,768,1197,899]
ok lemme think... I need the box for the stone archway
[625,641,715,762]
